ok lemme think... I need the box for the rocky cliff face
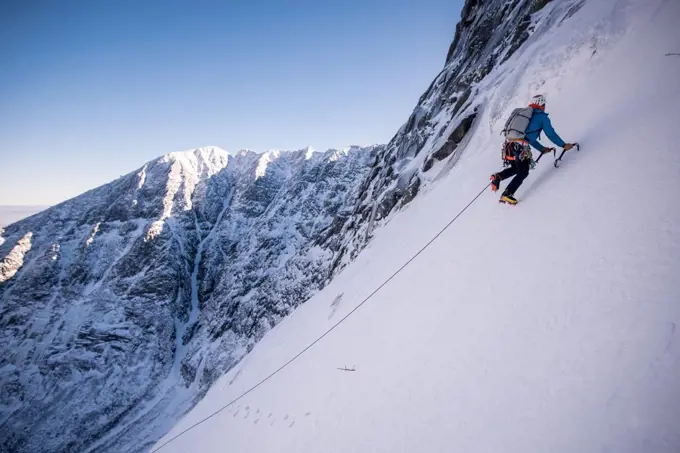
[0,145,379,452]
[0,0,589,451]
[327,0,586,272]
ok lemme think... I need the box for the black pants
[498,158,530,195]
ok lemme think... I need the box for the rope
[151,182,491,452]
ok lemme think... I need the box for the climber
[490,94,576,204]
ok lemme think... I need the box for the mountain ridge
[0,143,382,452]
[0,0,609,451]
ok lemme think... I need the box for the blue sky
[0,0,464,206]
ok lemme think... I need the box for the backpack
[502,106,534,141]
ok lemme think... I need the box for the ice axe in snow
[553,142,580,167]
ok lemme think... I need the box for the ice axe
[535,142,580,166]
[553,142,580,168]
[535,147,555,163]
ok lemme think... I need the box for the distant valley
[0,206,47,227]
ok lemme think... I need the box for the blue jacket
[525,108,566,152]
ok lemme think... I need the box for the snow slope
[155,1,680,452]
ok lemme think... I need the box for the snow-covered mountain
[153,0,680,452]
[3,0,680,452]
[0,144,382,452]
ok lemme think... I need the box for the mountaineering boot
[490,173,501,192]
[500,193,518,205]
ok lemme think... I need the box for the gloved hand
[542,147,555,154]
[563,143,575,151]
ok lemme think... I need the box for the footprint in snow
[664,322,676,353]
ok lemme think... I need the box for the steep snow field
[154,1,680,452]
